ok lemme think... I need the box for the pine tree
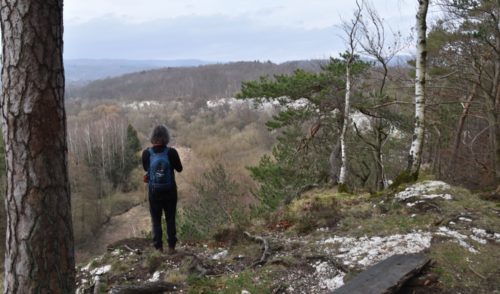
[123,124,141,184]
[0,0,75,291]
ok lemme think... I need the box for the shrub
[178,164,251,241]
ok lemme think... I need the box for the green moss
[338,183,350,193]
[338,210,436,237]
[431,242,499,292]
[389,170,417,190]
[111,259,131,275]
[285,189,342,234]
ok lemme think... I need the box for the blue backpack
[148,147,174,192]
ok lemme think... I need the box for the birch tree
[408,0,430,178]
[0,0,75,292]
[338,1,363,190]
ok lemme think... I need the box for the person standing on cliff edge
[142,125,183,254]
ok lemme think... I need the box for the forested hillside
[64,59,210,83]
[66,60,326,102]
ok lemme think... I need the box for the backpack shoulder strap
[147,147,155,156]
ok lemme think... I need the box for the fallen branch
[244,231,271,267]
[468,265,486,280]
[271,284,287,294]
[93,276,101,294]
[424,202,442,213]
[123,244,142,255]
[109,281,178,294]
[180,253,209,276]
[194,263,208,276]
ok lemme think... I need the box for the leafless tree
[338,0,364,188]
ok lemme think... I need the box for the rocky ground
[76,180,500,293]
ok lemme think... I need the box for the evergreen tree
[237,57,369,208]
[123,124,141,184]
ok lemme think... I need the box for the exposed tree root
[244,231,271,267]
[181,253,209,276]
[123,244,142,255]
[109,281,178,293]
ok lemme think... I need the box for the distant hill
[64,59,211,83]
[66,60,327,102]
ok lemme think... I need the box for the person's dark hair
[150,125,170,145]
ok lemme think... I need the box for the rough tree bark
[0,0,76,293]
[407,0,429,178]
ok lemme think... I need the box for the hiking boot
[153,245,163,253]
[167,247,176,255]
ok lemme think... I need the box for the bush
[178,164,251,241]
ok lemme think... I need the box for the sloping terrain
[76,181,499,293]
[67,60,326,102]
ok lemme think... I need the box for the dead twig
[123,245,141,255]
[424,202,442,213]
[244,231,271,267]
[271,284,287,294]
[468,265,486,280]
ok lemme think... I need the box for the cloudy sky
[64,0,430,62]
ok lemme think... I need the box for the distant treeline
[66,60,326,102]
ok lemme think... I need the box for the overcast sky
[64,0,433,62]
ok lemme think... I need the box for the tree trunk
[451,83,477,167]
[0,0,76,293]
[407,0,429,178]
[492,34,500,183]
[375,119,388,190]
[338,2,362,188]
[339,58,352,186]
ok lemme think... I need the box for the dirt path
[76,203,152,262]
[76,146,194,263]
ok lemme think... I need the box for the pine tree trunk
[407,0,429,178]
[0,0,76,292]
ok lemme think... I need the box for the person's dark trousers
[148,188,178,250]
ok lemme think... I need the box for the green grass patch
[338,212,437,237]
[285,189,342,234]
[439,188,500,232]
[431,242,500,293]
